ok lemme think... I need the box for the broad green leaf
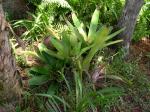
[72,12,81,30]
[88,8,100,43]
[30,66,50,75]
[61,34,71,58]
[29,75,50,86]
[67,20,84,43]
[105,39,123,47]
[47,83,59,95]
[77,44,94,58]
[94,26,109,45]
[97,87,124,94]
[82,46,100,70]
[105,28,125,41]
[82,26,109,70]
[72,12,87,41]
[50,37,64,55]
[73,42,82,56]
[38,43,63,60]
[36,48,48,62]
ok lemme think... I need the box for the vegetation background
[0,0,150,112]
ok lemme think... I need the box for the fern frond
[42,0,72,9]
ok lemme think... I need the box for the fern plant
[67,0,124,25]
[133,0,150,41]
[42,0,72,9]
[13,0,72,42]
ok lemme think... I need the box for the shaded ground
[131,38,150,76]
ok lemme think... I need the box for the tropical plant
[23,7,124,111]
[13,0,125,42]
[27,6,124,85]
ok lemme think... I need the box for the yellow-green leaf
[72,12,87,41]
[88,8,100,43]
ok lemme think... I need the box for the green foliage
[22,70,123,112]
[66,71,123,112]
[30,8,122,73]
[133,1,150,41]
[16,55,27,67]
[42,0,72,9]
[27,8,123,86]
[7,0,150,111]
[67,0,124,25]
[14,0,124,42]
[28,51,64,86]
[105,53,150,111]
[13,6,53,41]
[13,0,71,41]
[23,8,124,111]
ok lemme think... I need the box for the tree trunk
[0,3,21,112]
[116,0,144,56]
[2,0,27,19]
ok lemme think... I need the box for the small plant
[28,7,124,82]
[23,7,124,111]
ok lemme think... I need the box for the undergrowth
[9,0,150,112]
[104,51,150,111]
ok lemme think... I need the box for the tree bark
[0,3,21,112]
[2,0,27,19]
[116,0,144,56]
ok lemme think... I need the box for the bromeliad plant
[39,7,124,70]
[28,7,124,85]
[26,7,124,111]
[71,7,124,71]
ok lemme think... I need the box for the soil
[130,38,150,75]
